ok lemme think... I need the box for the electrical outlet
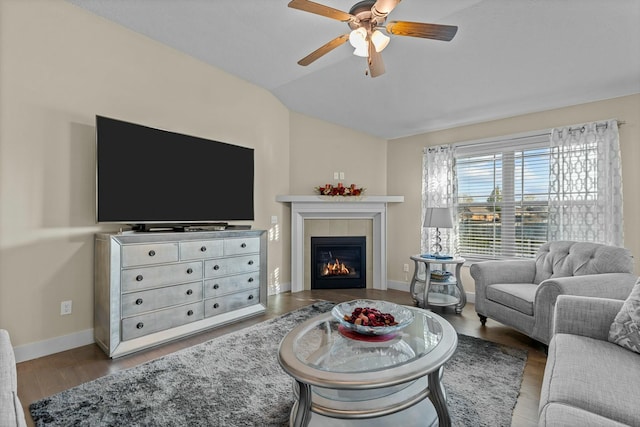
[339,172,345,180]
[403,263,409,272]
[270,215,278,224]
[333,172,339,180]
[60,300,72,315]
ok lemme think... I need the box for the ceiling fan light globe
[371,30,390,52]
[348,27,367,49]
[353,44,369,57]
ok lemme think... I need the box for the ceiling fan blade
[297,34,350,66]
[367,40,385,78]
[372,0,401,17]
[386,21,458,41]
[288,0,354,22]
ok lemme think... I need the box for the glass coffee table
[278,305,458,427]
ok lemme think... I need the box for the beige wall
[387,94,640,292]
[0,0,290,347]
[289,112,388,195]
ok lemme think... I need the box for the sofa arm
[539,273,637,301]
[470,259,536,315]
[530,273,637,343]
[553,295,623,341]
[470,259,537,285]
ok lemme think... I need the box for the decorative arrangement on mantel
[315,183,365,196]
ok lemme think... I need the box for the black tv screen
[96,116,254,224]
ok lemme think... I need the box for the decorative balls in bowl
[331,299,415,336]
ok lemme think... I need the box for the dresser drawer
[180,240,224,260]
[122,243,179,267]
[121,302,204,341]
[204,289,259,318]
[121,282,203,317]
[204,273,259,298]
[204,254,259,278]
[223,237,260,256]
[122,262,203,292]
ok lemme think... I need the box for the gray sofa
[539,295,640,426]
[0,330,27,427]
[471,241,636,344]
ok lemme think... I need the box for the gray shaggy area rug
[30,302,527,426]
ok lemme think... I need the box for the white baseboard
[269,282,291,295]
[387,280,410,291]
[14,329,94,363]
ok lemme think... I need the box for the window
[422,120,623,260]
[455,135,550,259]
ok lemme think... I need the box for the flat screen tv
[96,115,254,225]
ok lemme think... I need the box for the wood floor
[17,289,547,426]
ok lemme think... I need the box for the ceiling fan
[288,0,458,78]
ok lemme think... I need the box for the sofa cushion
[542,333,640,426]
[608,277,640,354]
[534,241,633,284]
[539,402,628,427]
[485,283,537,315]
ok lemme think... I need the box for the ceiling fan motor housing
[348,0,385,31]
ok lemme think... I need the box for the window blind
[454,132,551,259]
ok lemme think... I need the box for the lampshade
[371,30,390,53]
[423,207,453,229]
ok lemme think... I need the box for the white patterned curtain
[421,145,458,255]
[549,119,624,246]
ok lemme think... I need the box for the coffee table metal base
[289,368,449,427]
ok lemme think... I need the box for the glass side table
[409,255,466,314]
[278,307,458,427]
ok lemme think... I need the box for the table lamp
[423,207,453,257]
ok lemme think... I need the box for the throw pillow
[609,278,640,353]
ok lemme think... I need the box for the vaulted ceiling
[67,0,640,139]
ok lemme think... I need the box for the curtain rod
[565,119,624,133]
[451,119,625,149]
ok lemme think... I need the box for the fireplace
[311,236,366,289]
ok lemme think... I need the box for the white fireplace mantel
[276,195,404,292]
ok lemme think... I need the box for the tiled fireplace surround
[276,196,404,292]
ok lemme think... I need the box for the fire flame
[322,259,351,276]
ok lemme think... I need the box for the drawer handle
[248,260,254,265]
[213,265,220,271]
[186,289,193,295]
[248,294,254,300]
[148,250,156,257]
[213,284,219,289]
[187,310,194,316]
[241,243,247,248]
[248,277,254,283]
[136,322,144,329]
[187,268,193,274]
[213,303,219,309]
[136,275,144,282]
[200,246,207,252]
[135,298,143,305]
